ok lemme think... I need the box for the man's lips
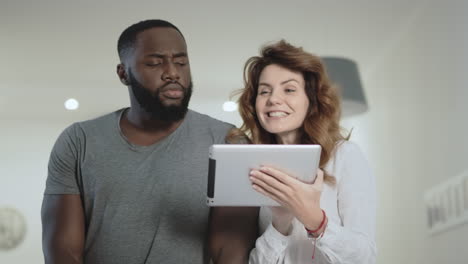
[161,83,184,99]
[162,89,183,99]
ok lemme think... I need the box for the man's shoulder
[188,109,234,130]
[58,108,123,141]
[186,110,235,143]
[73,108,123,131]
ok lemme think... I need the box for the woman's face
[255,64,310,144]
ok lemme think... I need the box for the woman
[230,40,376,263]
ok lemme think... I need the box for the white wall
[408,3,468,263]
[1,121,67,263]
[342,2,468,263]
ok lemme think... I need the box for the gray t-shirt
[45,108,234,264]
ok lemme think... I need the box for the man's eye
[174,60,187,66]
[146,62,161,67]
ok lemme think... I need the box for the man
[41,19,258,264]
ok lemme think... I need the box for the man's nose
[162,62,179,81]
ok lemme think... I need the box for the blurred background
[1,0,467,263]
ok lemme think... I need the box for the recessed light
[222,101,237,112]
[64,98,79,110]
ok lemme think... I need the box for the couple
[41,19,376,264]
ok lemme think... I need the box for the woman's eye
[285,88,296,93]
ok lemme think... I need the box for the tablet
[207,144,321,206]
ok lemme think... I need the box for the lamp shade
[321,57,368,117]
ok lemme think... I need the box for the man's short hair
[117,19,185,61]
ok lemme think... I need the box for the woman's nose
[267,90,283,105]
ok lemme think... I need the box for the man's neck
[119,107,185,146]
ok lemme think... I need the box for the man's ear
[117,64,129,85]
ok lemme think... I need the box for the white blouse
[249,141,377,264]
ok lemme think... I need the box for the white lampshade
[322,57,368,117]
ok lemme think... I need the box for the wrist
[303,208,324,231]
[305,209,327,238]
[272,217,293,236]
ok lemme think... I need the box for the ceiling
[0,0,425,123]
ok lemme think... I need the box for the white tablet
[207,144,321,206]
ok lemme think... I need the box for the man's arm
[209,207,259,264]
[41,194,85,264]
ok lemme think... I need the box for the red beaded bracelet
[305,209,328,261]
[305,209,327,237]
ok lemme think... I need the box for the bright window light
[223,101,237,112]
[64,98,79,110]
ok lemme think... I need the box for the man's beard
[128,70,192,122]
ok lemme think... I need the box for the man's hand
[209,207,259,264]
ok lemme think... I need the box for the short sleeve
[44,123,82,195]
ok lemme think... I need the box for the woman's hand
[250,167,324,231]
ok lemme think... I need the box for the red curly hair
[228,40,349,184]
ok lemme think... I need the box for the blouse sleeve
[316,141,377,263]
[249,222,290,264]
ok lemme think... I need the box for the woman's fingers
[258,166,298,186]
[250,170,291,203]
[250,168,292,193]
[251,182,286,206]
[250,167,325,211]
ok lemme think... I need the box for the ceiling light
[223,101,238,112]
[64,98,79,110]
